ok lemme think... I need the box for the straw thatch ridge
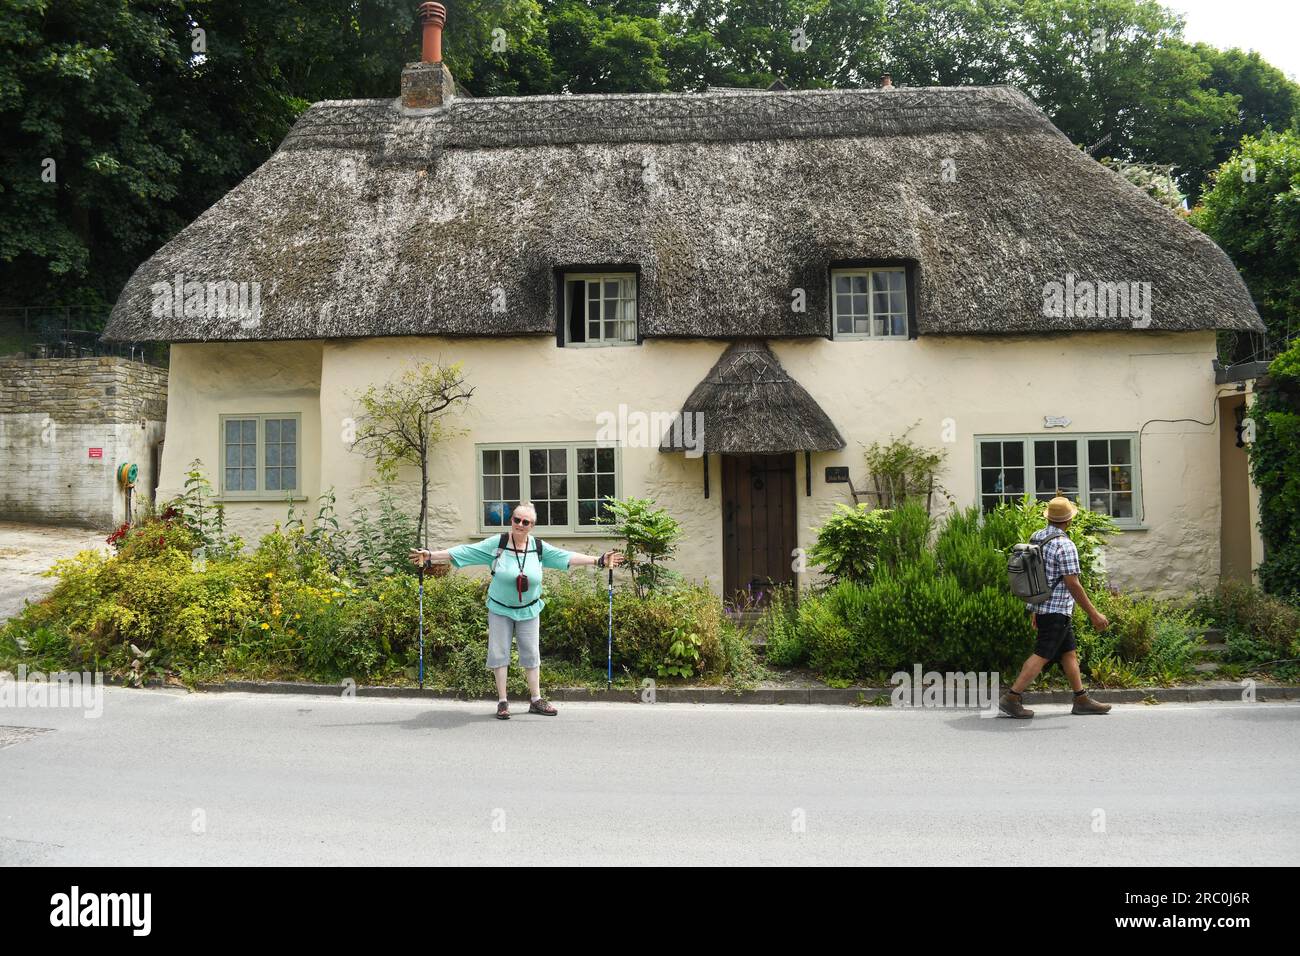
[659,339,846,454]
[104,85,1262,343]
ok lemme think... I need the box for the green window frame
[477,442,621,534]
[218,413,303,500]
[975,432,1142,527]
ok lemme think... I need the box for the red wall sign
[88,447,103,459]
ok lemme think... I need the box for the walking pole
[418,561,426,690]
[606,560,614,691]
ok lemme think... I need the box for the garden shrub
[758,585,804,667]
[805,504,892,584]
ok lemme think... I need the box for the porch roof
[658,340,846,455]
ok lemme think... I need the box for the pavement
[0,521,107,624]
[1,684,1297,865]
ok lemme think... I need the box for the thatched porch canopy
[659,340,846,455]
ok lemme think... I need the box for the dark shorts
[1033,613,1076,663]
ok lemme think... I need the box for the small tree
[601,495,682,598]
[351,362,474,549]
[856,425,947,512]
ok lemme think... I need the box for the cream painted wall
[165,331,1223,597]
[161,342,322,539]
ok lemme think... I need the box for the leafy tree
[351,361,475,548]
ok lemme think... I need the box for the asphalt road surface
[2,686,1297,865]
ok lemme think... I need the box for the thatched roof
[105,85,1262,343]
[659,340,846,454]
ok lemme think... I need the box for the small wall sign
[88,447,103,459]
[825,466,849,483]
[1043,416,1071,429]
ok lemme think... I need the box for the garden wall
[0,357,167,529]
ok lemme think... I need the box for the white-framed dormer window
[563,273,637,346]
[831,267,908,338]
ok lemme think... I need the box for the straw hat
[1044,496,1078,523]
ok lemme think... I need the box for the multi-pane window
[564,274,637,345]
[978,439,1026,509]
[975,433,1140,524]
[480,449,521,528]
[220,414,302,498]
[577,446,617,526]
[479,443,620,532]
[832,268,907,337]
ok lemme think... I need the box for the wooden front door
[721,453,797,607]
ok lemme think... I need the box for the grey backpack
[1007,542,1053,604]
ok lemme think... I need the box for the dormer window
[832,267,908,338]
[563,273,637,346]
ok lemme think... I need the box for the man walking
[999,496,1112,718]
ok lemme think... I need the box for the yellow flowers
[265,572,274,579]
[260,622,270,630]
[293,613,301,620]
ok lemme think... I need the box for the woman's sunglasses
[512,516,533,527]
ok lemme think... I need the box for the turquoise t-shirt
[448,534,574,621]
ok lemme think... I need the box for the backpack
[489,533,543,575]
[1007,530,1065,605]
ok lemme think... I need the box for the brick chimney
[401,2,455,111]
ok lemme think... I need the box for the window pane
[597,475,615,498]
[981,470,1003,494]
[1089,467,1110,489]
[284,467,297,489]
[549,475,566,497]
[226,445,240,468]
[551,502,568,525]
[1059,468,1078,493]
[604,320,616,339]
[980,443,1001,467]
[589,320,599,339]
[604,281,618,299]
[852,275,868,294]
[225,468,239,490]
[835,276,851,294]
[530,449,546,472]
[530,475,548,499]
[579,474,595,498]
[838,314,852,334]
[242,467,255,489]
[852,294,867,316]
[1004,442,1024,467]
[225,420,241,442]
[1057,441,1077,465]
[484,476,501,499]
[502,450,518,473]
[1035,468,1056,495]
[1004,468,1025,494]
[266,444,280,466]
[483,449,500,473]
[579,500,598,525]
[1034,441,1055,465]
[266,419,279,443]
[891,315,906,336]
[266,469,281,491]
[1114,492,1133,517]
[1088,439,1107,463]
[549,449,566,472]
[597,447,614,470]
[242,420,256,443]
[283,443,296,466]
[503,476,519,499]
[577,447,595,473]
[1111,439,1131,464]
[874,316,887,336]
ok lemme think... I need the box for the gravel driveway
[0,521,108,624]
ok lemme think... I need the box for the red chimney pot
[419,2,447,64]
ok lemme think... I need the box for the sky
[1167,0,1300,79]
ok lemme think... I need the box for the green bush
[758,585,804,667]
[806,504,892,584]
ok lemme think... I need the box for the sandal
[495,701,510,720]
[528,697,557,716]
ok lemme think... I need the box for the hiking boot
[528,697,558,716]
[998,691,1034,719]
[1072,693,1112,715]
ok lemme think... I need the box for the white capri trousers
[487,611,541,669]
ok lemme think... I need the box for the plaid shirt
[1027,526,1081,615]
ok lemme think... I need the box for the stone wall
[0,357,168,529]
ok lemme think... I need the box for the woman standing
[409,502,624,719]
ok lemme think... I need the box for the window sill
[562,341,640,348]
[831,335,911,342]
[477,527,615,537]
[217,495,308,504]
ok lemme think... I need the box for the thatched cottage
[104,7,1265,599]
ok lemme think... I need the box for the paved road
[2,686,1297,865]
